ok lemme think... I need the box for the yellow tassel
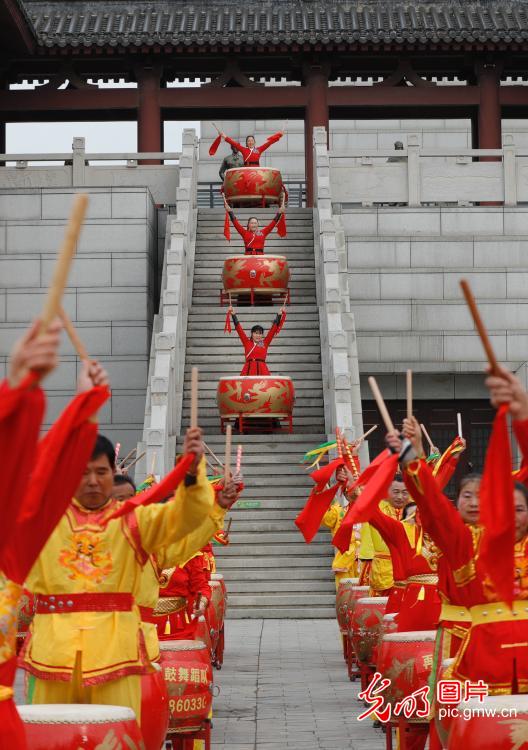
[164,617,171,635]
[417,586,425,601]
[416,527,423,556]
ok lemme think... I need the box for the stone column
[137,66,162,164]
[304,65,329,206]
[477,63,502,152]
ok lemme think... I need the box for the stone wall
[0,185,158,453]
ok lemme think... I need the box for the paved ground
[212,619,386,750]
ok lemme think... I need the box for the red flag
[295,484,340,543]
[209,134,222,156]
[276,213,287,238]
[105,453,195,521]
[310,457,344,489]
[224,210,231,241]
[333,453,399,553]
[2,385,110,583]
[479,405,515,606]
[224,309,232,334]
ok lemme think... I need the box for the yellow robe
[23,457,223,684]
[361,500,401,594]
[322,503,358,587]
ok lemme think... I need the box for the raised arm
[229,211,246,239]
[261,213,281,238]
[224,136,244,154]
[368,503,410,551]
[231,309,250,347]
[264,310,285,346]
[485,364,528,462]
[258,131,284,155]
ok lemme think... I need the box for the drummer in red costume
[386,370,528,695]
[227,302,286,376]
[152,554,212,640]
[223,194,285,255]
[219,129,284,166]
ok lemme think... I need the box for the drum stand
[221,288,290,307]
[167,721,211,750]
[221,414,293,434]
[383,719,429,750]
[213,625,225,669]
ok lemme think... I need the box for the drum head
[18,704,136,724]
[339,578,359,585]
[211,573,224,581]
[356,597,389,605]
[159,639,207,652]
[210,581,221,588]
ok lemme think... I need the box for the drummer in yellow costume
[322,466,360,589]
[360,475,410,597]
[22,427,226,724]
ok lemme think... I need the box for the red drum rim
[382,630,437,642]
[338,578,360,585]
[222,287,288,294]
[18,704,137,724]
[224,255,287,262]
[224,167,281,176]
[218,375,293,382]
[159,640,207,652]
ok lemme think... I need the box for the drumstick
[460,279,499,375]
[204,441,224,467]
[122,450,146,472]
[212,122,221,134]
[235,445,242,475]
[150,452,157,476]
[335,427,343,458]
[115,443,121,463]
[226,517,233,535]
[368,376,395,433]
[406,369,413,421]
[457,413,463,439]
[420,423,434,452]
[40,193,88,333]
[190,367,199,430]
[224,424,232,483]
[118,448,137,469]
[59,307,90,362]
[358,424,378,442]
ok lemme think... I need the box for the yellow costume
[322,503,358,589]
[361,500,401,595]
[23,458,223,723]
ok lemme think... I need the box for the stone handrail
[136,128,198,480]
[312,126,365,454]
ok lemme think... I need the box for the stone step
[217,555,330,569]
[189,304,318,314]
[226,580,334,593]
[216,543,333,556]
[227,593,335,607]
[225,607,335,619]
[226,530,327,545]
[219,567,332,582]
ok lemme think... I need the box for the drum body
[195,614,213,653]
[447,695,528,749]
[160,639,213,734]
[222,255,290,301]
[217,376,295,419]
[224,167,283,206]
[349,596,388,665]
[374,613,399,667]
[18,704,144,749]
[141,662,169,750]
[377,630,437,720]
[335,578,361,633]
[210,573,227,615]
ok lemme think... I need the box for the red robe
[152,556,212,641]
[232,313,284,376]
[404,456,528,693]
[0,382,108,748]
[369,506,440,631]
[224,133,283,166]
[228,211,280,254]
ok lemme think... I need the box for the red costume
[369,506,440,631]
[231,312,285,376]
[224,133,283,166]
[151,555,212,641]
[404,454,528,694]
[228,210,281,254]
[0,378,108,749]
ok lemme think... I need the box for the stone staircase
[176,207,336,618]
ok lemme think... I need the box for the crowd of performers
[296,365,528,748]
[1,317,242,749]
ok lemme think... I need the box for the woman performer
[219,129,284,167]
[227,302,286,376]
[223,194,285,254]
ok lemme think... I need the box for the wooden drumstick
[122,450,146,472]
[40,193,88,333]
[420,423,434,452]
[235,445,242,475]
[224,424,232,483]
[358,424,378,442]
[190,367,199,430]
[150,452,157,476]
[204,441,223,467]
[59,307,90,362]
[457,413,463,439]
[118,448,137,469]
[460,279,499,375]
[368,376,395,433]
[335,427,343,458]
[406,369,413,421]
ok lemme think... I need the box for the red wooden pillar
[304,65,329,207]
[477,63,502,152]
[137,66,162,164]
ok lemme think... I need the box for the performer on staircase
[216,129,285,167]
[223,194,286,253]
[227,302,287,376]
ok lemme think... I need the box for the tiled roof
[22,1,528,49]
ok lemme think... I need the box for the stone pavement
[211,619,386,750]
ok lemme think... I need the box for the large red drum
[210,573,227,616]
[224,167,284,207]
[447,695,528,749]
[349,596,388,665]
[18,704,144,749]
[195,614,213,653]
[141,662,169,750]
[222,255,290,305]
[160,639,213,735]
[335,578,361,633]
[373,612,398,668]
[377,630,437,720]
[217,376,295,433]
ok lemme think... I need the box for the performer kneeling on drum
[227,302,286,376]
[223,194,285,254]
[219,129,284,166]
